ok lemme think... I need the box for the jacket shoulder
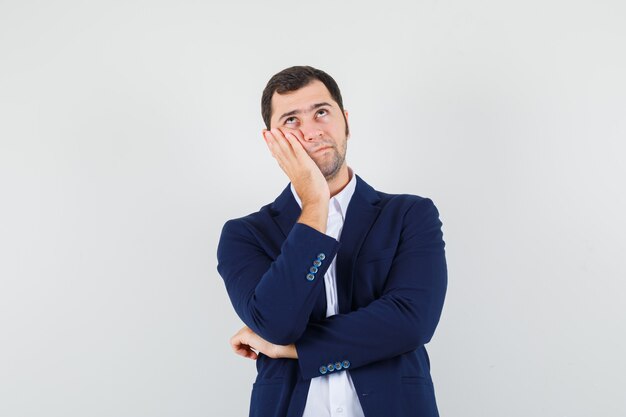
[375,190,439,212]
[218,202,277,241]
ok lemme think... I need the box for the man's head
[261,66,350,180]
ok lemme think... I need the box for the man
[216,65,447,417]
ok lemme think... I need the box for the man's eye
[285,117,296,124]
[317,109,328,117]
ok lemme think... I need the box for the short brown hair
[261,65,349,136]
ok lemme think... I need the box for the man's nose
[301,126,324,141]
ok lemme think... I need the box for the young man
[216,66,447,417]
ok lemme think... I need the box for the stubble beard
[316,140,347,181]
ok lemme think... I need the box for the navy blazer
[217,174,447,417]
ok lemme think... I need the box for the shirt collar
[290,166,357,220]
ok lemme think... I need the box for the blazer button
[334,362,342,370]
[317,253,326,261]
[309,266,318,274]
[342,360,350,369]
[319,365,328,375]
[313,260,322,267]
[306,273,315,281]
[327,363,335,372]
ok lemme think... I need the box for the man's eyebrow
[278,102,333,122]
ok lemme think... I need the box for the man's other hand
[229,325,298,360]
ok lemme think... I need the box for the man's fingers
[282,130,308,159]
[271,128,297,160]
[264,129,294,174]
[230,329,259,361]
[263,130,278,158]
[233,344,258,360]
[263,130,285,160]
[233,345,247,356]
[287,128,307,145]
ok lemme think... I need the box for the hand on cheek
[261,127,330,205]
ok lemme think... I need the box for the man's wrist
[274,343,298,359]
[298,202,329,234]
[285,343,298,359]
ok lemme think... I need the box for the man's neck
[327,164,352,198]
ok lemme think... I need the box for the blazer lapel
[336,174,381,314]
[271,183,300,239]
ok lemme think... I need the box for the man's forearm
[218,220,340,345]
[297,202,329,234]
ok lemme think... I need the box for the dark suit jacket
[217,174,447,417]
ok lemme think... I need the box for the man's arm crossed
[294,197,447,378]
[217,218,340,345]
[228,198,447,374]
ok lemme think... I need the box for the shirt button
[336,407,343,413]
[306,273,315,281]
[317,253,326,260]
[309,266,318,274]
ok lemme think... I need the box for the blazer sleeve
[217,220,341,345]
[294,198,447,379]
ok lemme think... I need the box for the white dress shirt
[290,166,366,417]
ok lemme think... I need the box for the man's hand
[262,127,330,207]
[230,325,298,360]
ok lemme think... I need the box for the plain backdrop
[1,1,625,416]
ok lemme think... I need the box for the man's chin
[313,152,344,180]
[320,163,343,180]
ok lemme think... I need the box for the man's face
[269,80,349,180]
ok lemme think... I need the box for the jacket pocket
[250,382,288,417]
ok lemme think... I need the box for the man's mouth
[314,146,331,153]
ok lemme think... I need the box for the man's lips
[313,146,332,153]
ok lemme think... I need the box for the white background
[1,1,625,416]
